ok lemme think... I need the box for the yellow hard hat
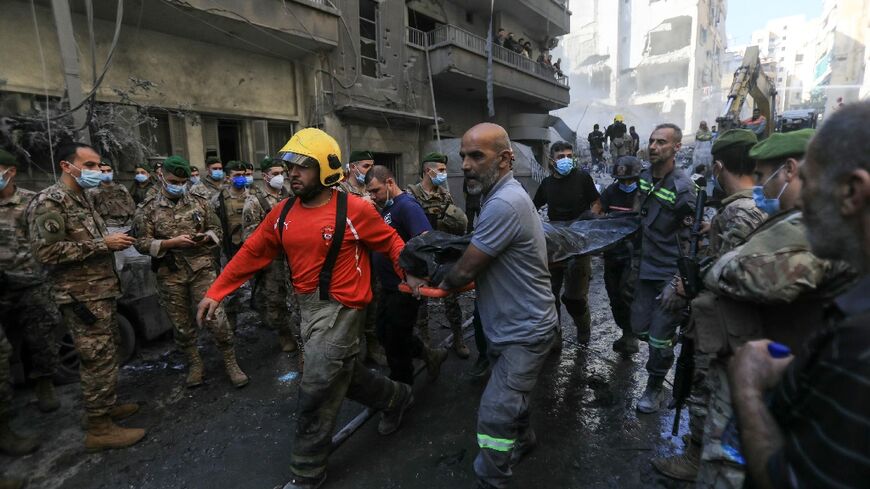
[614,114,625,122]
[277,128,344,187]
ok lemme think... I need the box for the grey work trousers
[630,279,682,379]
[290,291,405,479]
[474,330,556,488]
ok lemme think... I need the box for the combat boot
[0,477,25,489]
[34,377,60,413]
[79,403,140,429]
[84,415,145,452]
[378,383,414,435]
[612,332,640,354]
[651,440,700,481]
[282,472,326,489]
[423,346,449,382]
[0,414,40,456]
[185,347,204,388]
[278,332,298,353]
[451,331,471,359]
[221,348,249,388]
[637,376,668,414]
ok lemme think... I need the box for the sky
[726,0,824,46]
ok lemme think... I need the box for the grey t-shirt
[471,172,558,345]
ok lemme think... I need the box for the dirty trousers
[474,331,556,488]
[290,292,407,479]
[550,255,592,336]
[630,279,681,378]
[376,289,425,385]
[58,298,119,417]
[0,282,61,379]
[697,359,746,488]
[155,263,234,350]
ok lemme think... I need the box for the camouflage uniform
[189,176,223,201]
[695,209,856,487]
[209,186,249,329]
[243,188,301,341]
[0,186,61,382]
[338,179,366,198]
[129,179,154,205]
[406,183,466,347]
[133,189,234,350]
[27,181,123,417]
[89,182,136,226]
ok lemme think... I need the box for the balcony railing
[405,25,569,88]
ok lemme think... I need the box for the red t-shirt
[206,190,405,309]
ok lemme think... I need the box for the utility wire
[30,0,56,181]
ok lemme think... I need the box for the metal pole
[50,0,91,143]
[424,34,442,153]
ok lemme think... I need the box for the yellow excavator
[716,46,778,138]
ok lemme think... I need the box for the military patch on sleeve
[35,211,66,244]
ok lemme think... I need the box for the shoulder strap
[276,196,297,249]
[256,192,272,214]
[319,191,348,300]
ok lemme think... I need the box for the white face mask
[268,174,285,190]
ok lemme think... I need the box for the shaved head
[460,123,513,196]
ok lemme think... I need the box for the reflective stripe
[639,178,676,204]
[648,335,675,349]
[478,434,515,452]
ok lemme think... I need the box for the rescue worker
[407,152,470,359]
[408,123,558,489]
[629,126,641,156]
[598,156,641,354]
[339,150,374,199]
[243,157,300,353]
[0,148,61,458]
[631,123,697,414]
[741,108,767,138]
[606,115,629,160]
[133,155,248,389]
[533,141,600,344]
[197,128,414,489]
[190,156,225,199]
[27,142,145,450]
[694,129,855,487]
[89,160,136,227]
[651,129,767,481]
[129,162,154,205]
[365,165,448,403]
[587,124,606,171]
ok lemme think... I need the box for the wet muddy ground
[5,257,689,489]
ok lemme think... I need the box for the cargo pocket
[325,340,354,361]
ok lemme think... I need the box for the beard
[464,159,502,197]
[804,194,865,271]
[292,179,326,202]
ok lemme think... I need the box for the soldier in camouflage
[27,142,145,451]
[694,130,856,488]
[134,155,248,389]
[243,157,301,353]
[90,160,136,226]
[189,156,225,200]
[651,130,768,482]
[407,152,470,359]
[339,150,375,200]
[129,161,154,205]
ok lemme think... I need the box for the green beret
[260,156,285,172]
[0,149,19,167]
[711,129,757,155]
[349,150,373,163]
[422,152,447,164]
[224,160,246,173]
[135,162,153,172]
[163,155,191,178]
[749,129,815,162]
[190,165,199,172]
[206,156,221,165]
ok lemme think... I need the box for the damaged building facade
[0,0,571,190]
[560,0,726,139]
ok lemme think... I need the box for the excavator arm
[716,46,778,137]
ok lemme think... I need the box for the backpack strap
[256,192,273,214]
[276,196,297,249]
[318,190,348,300]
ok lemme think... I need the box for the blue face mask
[554,157,574,176]
[244,175,254,186]
[752,165,788,215]
[355,172,367,185]
[74,166,102,189]
[232,175,247,189]
[431,171,448,186]
[0,169,10,191]
[189,176,200,185]
[134,173,149,183]
[164,181,187,198]
[99,172,113,183]
[210,169,224,181]
[618,182,638,193]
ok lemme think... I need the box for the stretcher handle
[398,281,475,297]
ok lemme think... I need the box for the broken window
[360,0,379,78]
[645,16,692,56]
[636,60,690,94]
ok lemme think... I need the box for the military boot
[34,377,60,413]
[0,414,40,456]
[378,383,414,435]
[0,477,25,489]
[451,326,470,359]
[222,348,249,388]
[423,346,449,382]
[84,415,145,452]
[80,402,140,429]
[637,376,668,414]
[612,331,640,354]
[278,332,298,353]
[185,347,204,388]
[651,440,700,481]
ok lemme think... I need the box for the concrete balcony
[411,25,570,110]
[462,0,571,38]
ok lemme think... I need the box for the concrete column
[185,115,205,166]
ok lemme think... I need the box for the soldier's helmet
[613,156,642,180]
[276,128,344,187]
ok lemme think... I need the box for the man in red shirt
[197,128,413,489]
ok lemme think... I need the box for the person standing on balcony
[495,28,506,47]
[523,41,533,59]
